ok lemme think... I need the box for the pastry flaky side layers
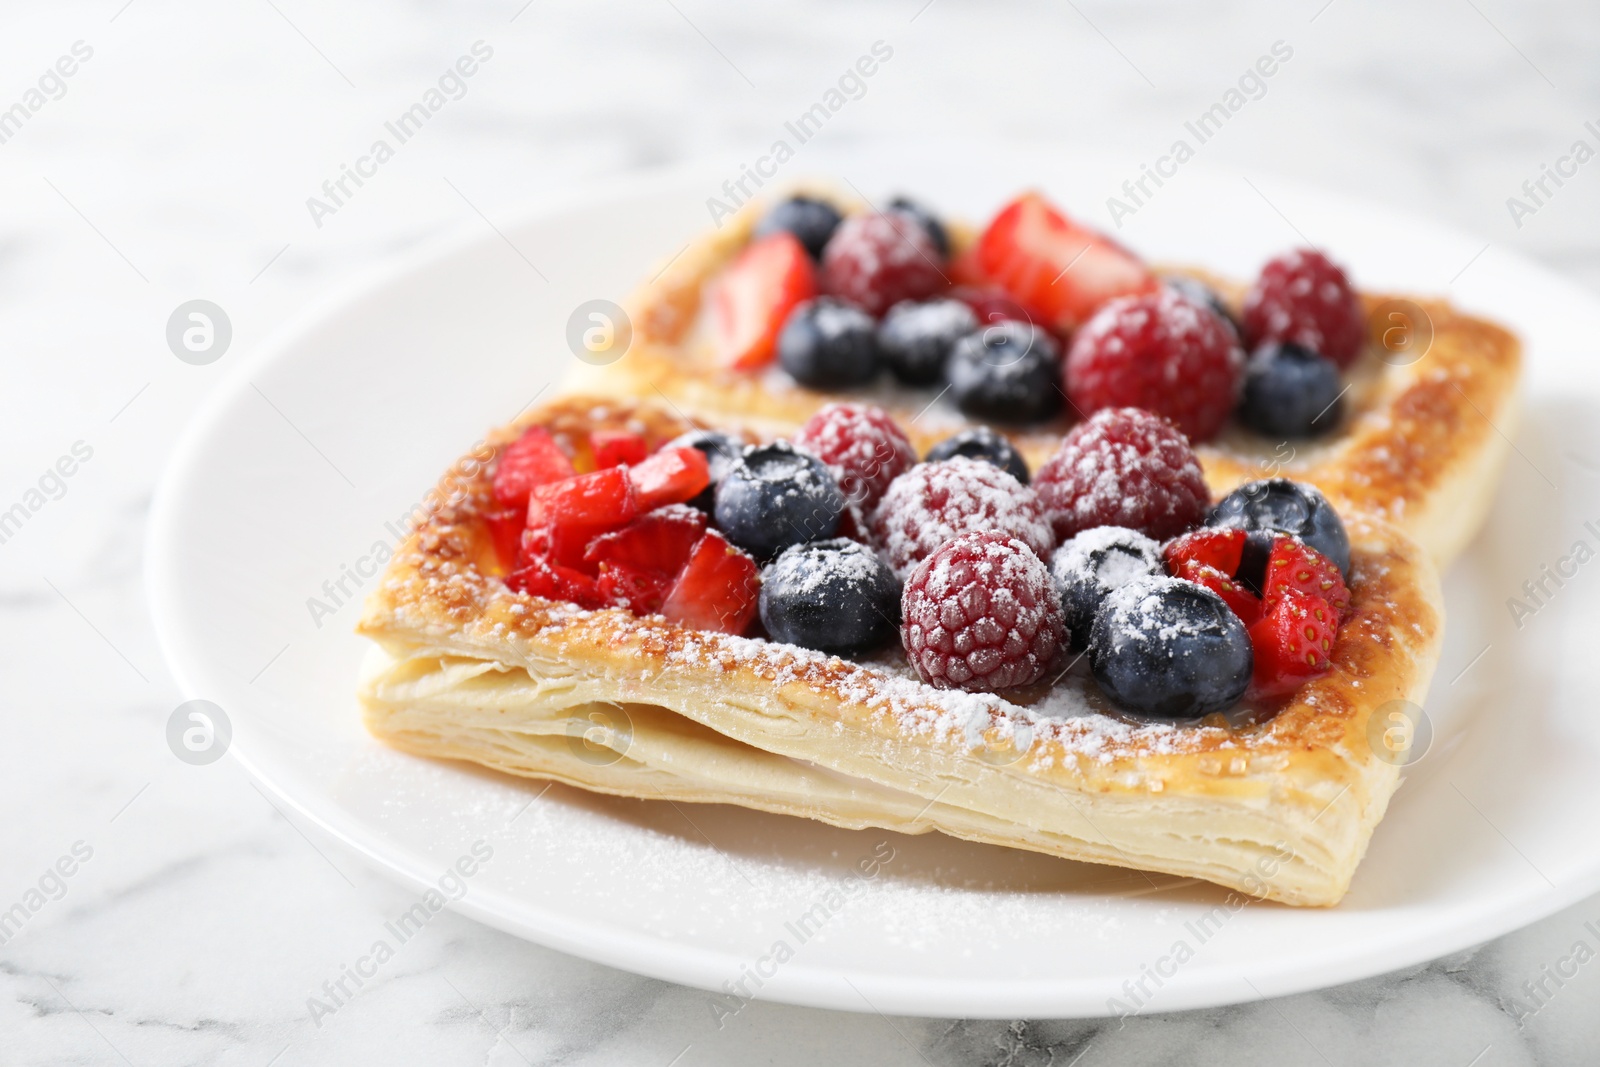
[357,395,1445,906]
[565,188,1521,567]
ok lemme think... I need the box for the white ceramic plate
[148,144,1600,1018]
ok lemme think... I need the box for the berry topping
[584,504,708,575]
[777,298,881,389]
[946,320,1064,424]
[1050,526,1163,650]
[973,191,1158,332]
[660,530,761,634]
[753,195,843,260]
[492,426,575,507]
[714,441,845,560]
[627,446,712,512]
[597,563,673,615]
[924,426,1030,485]
[1241,249,1365,368]
[901,532,1065,692]
[1166,558,1262,626]
[1088,576,1254,720]
[1248,588,1338,697]
[792,402,916,511]
[1064,289,1244,442]
[711,231,817,370]
[505,553,606,609]
[590,429,649,469]
[871,457,1055,580]
[819,211,947,317]
[663,429,744,511]
[1162,527,1247,577]
[1207,479,1350,578]
[760,538,901,654]
[949,285,1047,330]
[1163,274,1240,337]
[1238,341,1345,439]
[876,298,978,386]
[887,196,951,258]
[526,465,638,540]
[1033,408,1208,542]
[1261,535,1351,619]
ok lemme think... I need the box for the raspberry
[1064,290,1244,442]
[1248,588,1339,696]
[1033,408,1209,542]
[1261,535,1351,619]
[820,212,946,317]
[870,457,1055,580]
[792,402,916,511]
[901,532,1064,692]
[1241,249,1365,368]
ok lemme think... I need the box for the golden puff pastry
[357,395,1444,906]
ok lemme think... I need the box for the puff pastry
[357,395,1444,906]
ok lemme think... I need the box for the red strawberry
[526,465,638,534]
[628,447,711,511]
[974,192,1158,332]
[1248,588,1339,696]
[711,232,816,370]
[583,505,708,574]
[1163,528,1247,578]
[1171,559,1262,625]
[481,507,526,568]
[492,427,575,507]
[660,530,760,634]
[591,429,649,469]
[1262,536,1351,619]
[505,553,606,609]
[597,563,673,615]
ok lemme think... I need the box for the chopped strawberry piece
[481,507,526,568]
[505,553,606,609]
[628,447,711,511]
[711,232,817,370]
[974,192,1158,332]
[1171,558,1262,626]
[1163,528,1247,578]
[526,465,638,534]
[1248,588,1339,696]
[591,429,649,469]
[660,530,761,634]
[520,524,594,571]
[597,563,673,615]
[492,427,575,507]
[584,505,708,574]
[1262,536,1352,620]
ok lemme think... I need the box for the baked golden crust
[358,394,1444,906]
[567,191,1520,566]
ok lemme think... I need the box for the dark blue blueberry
[888,196,951,258]
[1088,575,1253,720]
[945,321,1063,424]
[753,195,843,260]
[1238,341,1345,438]
[1050,527,1162,651]
[777,298,880,390]
[759,538,900,653]
[714,441,845,560]
[925,427,1030,485]
[665,429,744,512]
[1164,275,1240,338]
[1207,478,1350,577]
[877,298,978,386]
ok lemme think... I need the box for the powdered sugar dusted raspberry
[901,532,1064,692]
[1241,248,1366,368]
[820,212,947,317]
[871,457,1055,580]
[792,402,916,510]
[1033,408,1208,542]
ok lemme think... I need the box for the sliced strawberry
[1171,558,1262,626]
[591,429,649,470]
[710,232,817,370]
[597,563,673,615]
[1163,528,1247,578]
[974,192,1157,332]
[505,553,606,609]
[1262,536,1351,620]
[1248,589,1338,697]
[584,505,708,574]
[526,465,638,534]
[481,507,526,568]
[492,426,575,507]
[628,447,711,511]
[520,523,595,571]
[660,530,760,635]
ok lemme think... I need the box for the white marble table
[4,1,1598,1062]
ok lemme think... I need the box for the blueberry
[714,441,845,560]
[888,196,950,258]
[1163,275,1240,338]
[946,321,1063,424]
[1238,341,1345,438]
[925,426,1030,485]
[1207,478,1350,577]
[759,538,900,653]
[665,429,744,512]
[753,195,843,260]
[777,298,880,390]
[1050,527,1162,651]
[877,299,978,386]
[1088,575,1253,720]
